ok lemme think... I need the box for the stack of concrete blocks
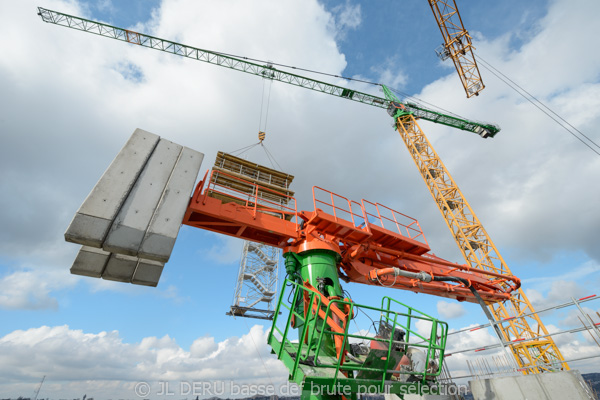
[65,129,204,287]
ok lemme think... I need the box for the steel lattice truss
[395,113,567,373]
[228,241,279,320]
[428,0,485,97]
[37,7,498,136]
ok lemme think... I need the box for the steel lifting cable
[257,74,273,135]
[263,76,273,134]
[475,55,600,156]
[261,143,283,171]
[229,142,261,156]
[232,75,274,158]
[254,68,287,170]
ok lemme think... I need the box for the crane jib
[37,7,500,137]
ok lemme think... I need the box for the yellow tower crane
[428,0,485,97]
[387,100,567,373]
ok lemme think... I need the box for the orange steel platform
[183,170,519,303]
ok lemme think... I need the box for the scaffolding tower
[207,151,293,320]
[228,241,280,320]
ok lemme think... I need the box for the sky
[1,0,600,398]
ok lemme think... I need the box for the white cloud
[521,262,598,310]
[0,268,77,310]
[332,1,361,32]
[437,301,467,319]
[206,233,245,265]
[371,61,408,91]
[522,261,600,292]
[547,280,587,304]
[525,287,545,310]
[0,325,289,399]
[558,306,600,328]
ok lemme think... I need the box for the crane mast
[384,87,567,373]
[428,0,485,97]
[33,375,45,400]
[38,7,569,374]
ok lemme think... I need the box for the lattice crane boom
[428,0,485,97]
[37,7,499,137]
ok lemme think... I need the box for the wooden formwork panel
[211,152,294,206]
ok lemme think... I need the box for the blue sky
[1,0,600,398]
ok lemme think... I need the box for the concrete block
[70,246,110,278]
[469,370,592,400]
[65,129,160,247]
[102,253,139,282]
[103,139,183,256]
[139,147,204,262]
[132,258,165,287]
[94,252,165,286]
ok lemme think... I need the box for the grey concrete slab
[139,147,204,262]
[103,139,183,256]
[132,258,165,287]
[102,253,139,282]
[70,246,111,278]
[469,370,592,400]
[65,129,160,247]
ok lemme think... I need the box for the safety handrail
[201,169,298,220]
[362,199,428,246]
[312,186,367,229]
[269,279,447,392]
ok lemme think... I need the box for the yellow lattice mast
[391,109,568,373]
[428,0,485,97]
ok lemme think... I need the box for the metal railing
[312,186,366,228]
[362,199,428,245]
[198,169,297,220]
[268,279,448,393]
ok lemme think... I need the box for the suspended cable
[261,143,283,171]
[260,144,277,170]
[475,56,600,156]
[477,55,600,151]
[230,142,261,157]
[263,77,273,134]
[257,77,267,133]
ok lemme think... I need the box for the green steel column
[284,249,350,400]
[285,249,343,297]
